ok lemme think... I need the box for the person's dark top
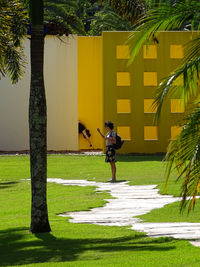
[78,122,86,134]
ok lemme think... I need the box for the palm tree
[90,3,133,34]
[109,0,146,24]
[0,0,27,83]
[29,0,51,233]
[91,0,146,35]
[22,0,86,35]
[44,0,86,35]
[129,0,200,210]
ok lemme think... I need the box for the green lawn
[1,154,200,266]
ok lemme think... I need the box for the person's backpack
[113,134,124,150]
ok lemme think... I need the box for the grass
[1,154,200,266]
[139,200,200,223]
[0,154,180,195]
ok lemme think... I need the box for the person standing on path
[97,121,117,182]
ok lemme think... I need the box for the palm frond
[91,6,133,34]
[128,0,200,212]
[0,0,27,83]
[44,1,86,35]
[153,55,200,120]
[165,106,200,210]
[44,0,78,10]
[128,0,200,63]
[69,17,86,35]
[4,45,25,83]
[44,3,73,17]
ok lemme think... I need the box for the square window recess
[143,45,157,59]
[117,99,131,113]
[117,126,131,140]
[171,99,184,113]
[170,45,184,59]
[116,72,131,86]
[116,45,130,59]
[171,126,182,139]
[144,72,158,86]
[144,126,158,140]
[144,99,157,113]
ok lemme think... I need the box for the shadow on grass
[0,227,176,266]
[0,181,19,189]
[116,154,164,162]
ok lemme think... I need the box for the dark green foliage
[22,0,152,36]
[109,0,146,24]
[90,0,147,35]
[89,2,133,35]
[0,0,28,83]
[44,0,86,35]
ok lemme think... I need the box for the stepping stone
[47,178,200,247]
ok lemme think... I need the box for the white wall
[45,35,78,151]
[0,35,78,151]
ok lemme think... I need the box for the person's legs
[82,129,92,147]
[110,161,116,181]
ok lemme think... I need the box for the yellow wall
[78,37,103,150]
[102,31,194,153]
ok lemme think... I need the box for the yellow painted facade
[170,45,184,59]
[102,31,198,153]
[78,37,103,150]
[117,126,131,141]
[117,99,131,113]
[116,45,130,59]
[144,126,158,140]
[143,45,157,59]
[170,99,184,113]
[171,126,182,139]
[144,99,157,113]
[116,72,131,86]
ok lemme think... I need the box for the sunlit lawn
[0,154,200,266]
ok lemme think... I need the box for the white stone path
[48,178,200,247]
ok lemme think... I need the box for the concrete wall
[0,39,30,151]
[0,35,78,151]
[102,31,193,153]
[0,32,195,153]
[45,36,78,151]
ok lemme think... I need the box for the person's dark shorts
[105,145,116,163]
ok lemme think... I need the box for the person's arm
[97,128,105,139]
[97,129,116,144]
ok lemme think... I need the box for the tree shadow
[116,154,165,162]
[0,227,176,266]
[0,181,19,189]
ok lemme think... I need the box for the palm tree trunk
[29,0,51,233]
